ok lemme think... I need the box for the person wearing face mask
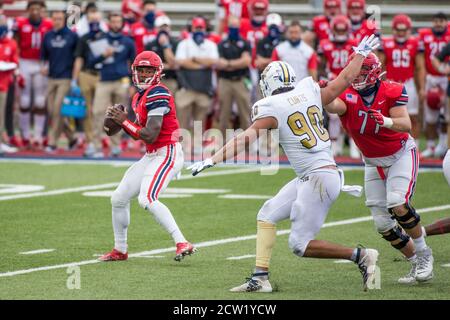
[13,0,53,150]
[175,16,219,155]
[74,2,108,38]
[378,15,424,151]
[89,13,136,158]
[145,15,179,95]
[0,14,19,155]
[121,0,143,35]
[326,50,435,285]
[73,10,107,156]
[272,21,318,83]
[130,0,165,54]
[419,12,450,159]
[317,15,357,157]
[216,15,252,137]
[41,11,78,153]
[255,13,283,99]
[346,0,379,42]
[217,0,250,35]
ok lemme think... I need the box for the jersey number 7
[287,105,330,149]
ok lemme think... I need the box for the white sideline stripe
[333,259,352,264]
[441,263,450,267]
[219,194,272,200]
[227,254,256,260]
[2,204,449,278]
[0,167,261,202]
[19,249,55,255]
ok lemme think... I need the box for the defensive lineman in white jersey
[190,35,381,292]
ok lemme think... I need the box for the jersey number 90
[287,105,330,149]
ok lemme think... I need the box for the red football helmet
[347,0,366,23]
[122,0,143,20]
[426,86,445,110]
[330,15,351,42]
[248,0,269,23]
[348,52,384,91]
[324,0,342,18]
[392,14,412,30]
[132,51,163,90]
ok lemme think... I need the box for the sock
[112,202,130,253]
[255,221,277,269]
[407,254,417,262]
[33,114,46,142]
[252,270,269,280]
[412,234,427,252]
[438,133,448,147]
[426,140,435,149]
[147,200,186,243]
[350,247,363,263]
[19,112,31,140]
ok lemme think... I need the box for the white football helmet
[259,61,297,97]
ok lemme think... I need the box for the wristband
[382,116,394,128]
[122,119,142,139]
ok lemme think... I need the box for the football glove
[353,34,380,57]
[368,109,393,128]
[188,158,215,176]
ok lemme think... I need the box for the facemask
[29,18,42,28]
[89,22,101,34]
[228,27,240,41]
[289,39,301,47]
[109,29,122,38]
[350,15,363,24]
[144,11,155,29]
[357,81,379,96]
[395,37,407,44]
[432,27,447,37]
[125,17,136,25]
[0,25,8,39]
[193,31,205,45]
[251,16,265,27]
[268,25,280,40]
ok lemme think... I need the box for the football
[103,104,125,136]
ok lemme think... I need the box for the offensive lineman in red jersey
[318,15,357,156]
[99,51,196,262]
[13,0,52,149]
[324,53,434,284]
[418,12,450,158]
[378,14,425,148]
[346,0,378,42]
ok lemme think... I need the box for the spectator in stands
[216,15,252,136]
[145,15,179,94]
[272,21,318,82]
[89,13,136,158]
[217,0,250,35]
[175,16,219,153]
[74,2,108,37]
[0,14,18,155]
[255,13,283,98]
[347,0,379,41]
[73,10,106,157]
[130,0,164,54]
[122,0,143,34]
[41,10,78,153]
[13,0,53,149]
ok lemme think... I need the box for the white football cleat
[416,247,434,282]
[357,248,379,291]
[398,260,417,285]
[420,147,435,158]
[229,274,272,293]
[434,144,448,158]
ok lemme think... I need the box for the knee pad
[388,203,421,229]
[380,225,410,250]
[111,190,129,208]
[288,233,311,258]
[386,191,406,209]
[371,206,396,233]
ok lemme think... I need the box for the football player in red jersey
[13,0,52,149]
[318,15,357,155]
[378,14,425,148]
[325,53,434,284]
[419,12,450,158]
[218,0,250,35]
[121,0,143,35]
[99,51,196,262]
[311,0,342,45]
[347,0,378,42]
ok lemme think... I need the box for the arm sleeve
[251,100,276,123]
[392,85,408,107]
[308,52,318,70]
[145,85,171,112]
[271,47,279,61]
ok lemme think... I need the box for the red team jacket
[13,17,53,60]
[418,27,450,76]
[339,81,410,158]
[381,36,420,82]
[131,84,180,153]
[0,37,18,92]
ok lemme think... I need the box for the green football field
[0,160,449,300]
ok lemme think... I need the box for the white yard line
[19,249,55,255]
[2,204,449,278]
[219,194,272,200]
[333,260,353,264]
[0,167,261,202]
[226,254,256,260]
